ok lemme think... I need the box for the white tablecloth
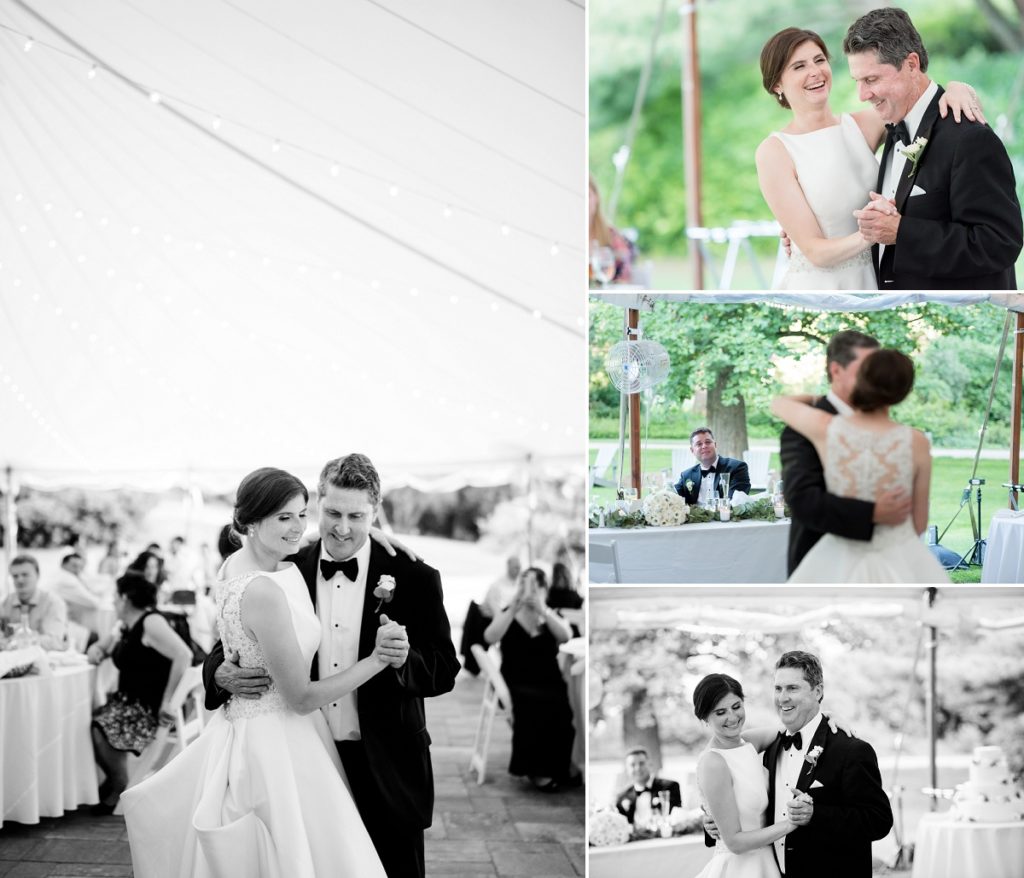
[589,835,713,878]
[981,509,1024,583]
[589,518,790,583]
[911,813,1024,878]
[0,665,98,826]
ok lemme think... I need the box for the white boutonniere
[372,575,396,613]
[805,745,824,767]
[897,136,928,178]
[685,479,695,494]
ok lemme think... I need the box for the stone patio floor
[0,668,584,877]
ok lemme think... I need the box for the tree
[974,0,1024,52]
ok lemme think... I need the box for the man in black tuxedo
[204,453,459,878]
[674,427,751,506]
[763,651,892,878]
[848,7,1022,289]
[781,330,911,575]
[614,748,682,825]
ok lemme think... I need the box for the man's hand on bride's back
[214,648,271,699]
[873,489,912,526]
[702,806,720,840]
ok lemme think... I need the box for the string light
[87,64,97,79]
[23,38,33,52]
[149,91,162,104]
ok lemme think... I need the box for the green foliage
[590,0,1024,255]
[10,488,156,548]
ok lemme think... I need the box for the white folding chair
[742,447,772,493]
[560,607,586,636]
[589,540,623,584]
[468,644,513,785]
[591,446,619,488]
[671,447,697,483]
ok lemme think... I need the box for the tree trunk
[707,366,749,459]
[622,690,663,770]
[975,0,1024,52]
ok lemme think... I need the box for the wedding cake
[952,746,1024,823]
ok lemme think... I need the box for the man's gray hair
[843,7,928,73]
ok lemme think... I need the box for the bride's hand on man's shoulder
[939,81,986,125]
[824,711,857,739]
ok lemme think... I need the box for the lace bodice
[825,416,915,545]
[698,742,768,853]
[216,564,321,721]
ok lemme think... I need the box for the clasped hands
[373,614,409,668]
[853,191,899,245]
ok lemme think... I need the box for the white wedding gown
[696,742,780,878]
[770,113,878,290]
[789,417,949,583]
[121,565,386,878]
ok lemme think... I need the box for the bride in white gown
[693,674,794,878]
[772,349,949,583]
[122,468,404,877]
[755,27,982,290]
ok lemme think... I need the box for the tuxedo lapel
[296,541,321,607]
[795,719,830,794]
[894,91,941,213]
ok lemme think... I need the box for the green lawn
[590,446,1019,584]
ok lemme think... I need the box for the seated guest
[589,174,635,284]
[674,427,751,506]
[481,555,522,618]
[51,552,105,635]
[97,540,123,577]
[86,572,192,814]
[615,747,682,825]
[547,548,583,610]
[1,554,68,650]
[484,567,578,792]
[127,550,164,586]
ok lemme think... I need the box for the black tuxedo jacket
[874,85,1022,289]
[763,721,893,878]
[203,539,459,830]
[614,777,682,824]
[674,457,751,506]
[780,397,874,576]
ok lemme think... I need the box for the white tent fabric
[0,1,585,490]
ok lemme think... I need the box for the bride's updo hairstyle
[233,467,308,538]
[849,348,915,412]
[693,673,745,721]
[760,28,829,110]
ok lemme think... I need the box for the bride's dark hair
[849,349,915,412]
[693,674,745,721]
[760,28,829,110]
[233,467,308,536]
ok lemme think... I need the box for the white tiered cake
[952,746,1024,823]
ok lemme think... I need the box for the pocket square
[810,780,825,789]
[910,185,927,197]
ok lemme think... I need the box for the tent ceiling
[0,0,585,489]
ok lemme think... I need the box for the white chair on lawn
[589,540,622,584]
[591,446,618,488]
[468,644,513,785]
[116,665,208,811]
[742,447,772,493]
[671,448,697,484]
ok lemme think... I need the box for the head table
[1,664,99,827]
[981,509,1024,583]
[589,518,791,583]
[589,833,714,878]
[911,813,1024,878]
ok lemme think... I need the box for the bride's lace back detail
[825,418,914,545]
[217,572,288,721]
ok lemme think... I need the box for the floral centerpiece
[588,809,631,847]
[641,490,689,526]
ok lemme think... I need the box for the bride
[755,27,983,290]
[122,467,401,877]
[771,349,948,583]
[693,674,796,878]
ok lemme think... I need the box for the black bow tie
[320,557,358,582]
[886,120,910,146]
[701,466,717,476]
[781,731,803,751]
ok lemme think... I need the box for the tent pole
[924,587,938,812]
[628,309,642,496]
[2,467,15,599]
[1012,312,1023,508]
[680,1,704,290]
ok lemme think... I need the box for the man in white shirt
[481,555,521,618]
[847,7,1021,289]
[50,552,106,635]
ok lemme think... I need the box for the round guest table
[911,813,1024,878]
[981,509,1024,583]
[589,834,714,878]
[0,665,99,827]
[589,518,790,583]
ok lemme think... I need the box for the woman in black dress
[86,573,192,813]
[483,567,576,791]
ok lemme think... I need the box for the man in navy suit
[204,453,459,878]
[674,427,751,506]
[615,748,682,825]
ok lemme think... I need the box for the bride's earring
[776,91,784,103]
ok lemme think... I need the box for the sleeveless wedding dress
[122,565,386,878]
[789,418,949,583]
[696,742,780,878]
[770,113,878,290]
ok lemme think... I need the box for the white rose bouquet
[642,490,688,526]
[588,809,631,847]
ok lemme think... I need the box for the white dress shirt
[697,456,721,505]
[773,711,823,874]
[316,538,372,741]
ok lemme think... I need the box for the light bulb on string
[87,64,97,79]
[149,91,162,104]
[271,140,281,153]
[388,184,399,197]
[449,295,458,305]
[500,223,510,236]
[532,309,543,320]
[549,243,559,256]
[73,209,83,220]
[212,115,222,131]
[43,202,52,211]
[23,38,33,52]
[442,205,453,219]
[330,163,340,177]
